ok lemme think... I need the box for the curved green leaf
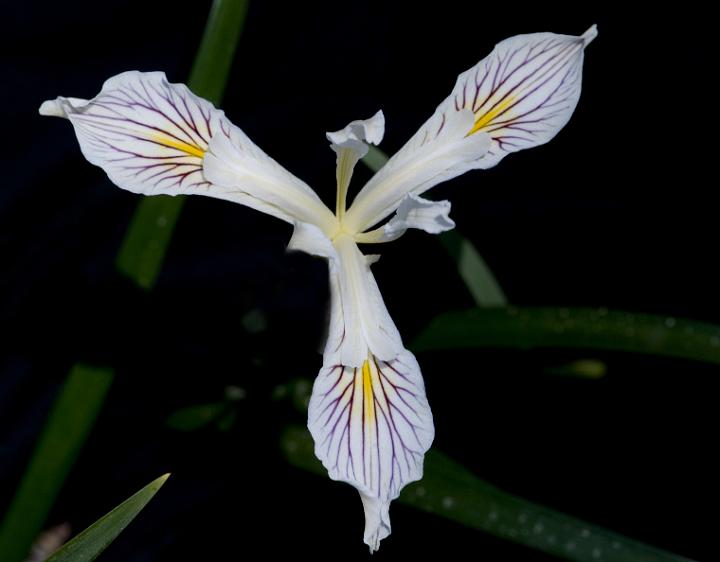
[46,474,170,562]
[362,144,390,174]
[437,229,507,307]
[413,307,720,365]
[281,426,694,562]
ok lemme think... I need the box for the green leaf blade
[404,452,694,562]
[115,196,185,290]
[280,425,694,562]
[0,365,114,562]
[46,474,170,562]
[188,0,249,103]
[437,230,508,307]
[413,307,720,365]
[362,145,390,174]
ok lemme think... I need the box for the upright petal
[40,71,335,231]
[327,111,384,222]
[344,26,596,233]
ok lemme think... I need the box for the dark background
[1,1,716,560]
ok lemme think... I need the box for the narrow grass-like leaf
[45,474,170,562]
[116,0,249,289]
[0,365,113,562]
[281,425,694,562]
[115,197,185,290]
[362,145,390,174]
[413,307,720,365]
[186,0,249,102]
[437,229,507,306]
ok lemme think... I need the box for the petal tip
[360,494,391,553]
[327,111,386,148]
[38,99,65,118]
[365,110,385,145]
[582,24,598,46]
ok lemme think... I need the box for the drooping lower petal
[308,350,434,552]
[295,230,433,551]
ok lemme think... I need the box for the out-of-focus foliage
[413,307,720,365]
[0,3,248,561]
[115,0,249,289]
[0,365,113,562]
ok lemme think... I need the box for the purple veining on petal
[308,351,433,503]
[454,34,586,158]
[65,73,233,194]
[408,32,589,168]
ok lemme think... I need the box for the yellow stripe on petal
[362,359,376,425]
[151,133,206,158]
[467,95,515,136]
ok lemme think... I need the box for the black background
[1,1,716,560]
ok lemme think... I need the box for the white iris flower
[40,26,596,551]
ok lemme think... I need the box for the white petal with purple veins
[40,71,335,230]
[344,26,596,233]
[308,349,434,553]
[451,25,597,169]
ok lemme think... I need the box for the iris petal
[344,26,596,234]
[40,71,335,229]
[308,350,434,552]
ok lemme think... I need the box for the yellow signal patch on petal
[151,133,206,158]
[362,359,376,425]
[308,350,434,505]
[467,95,515,136]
